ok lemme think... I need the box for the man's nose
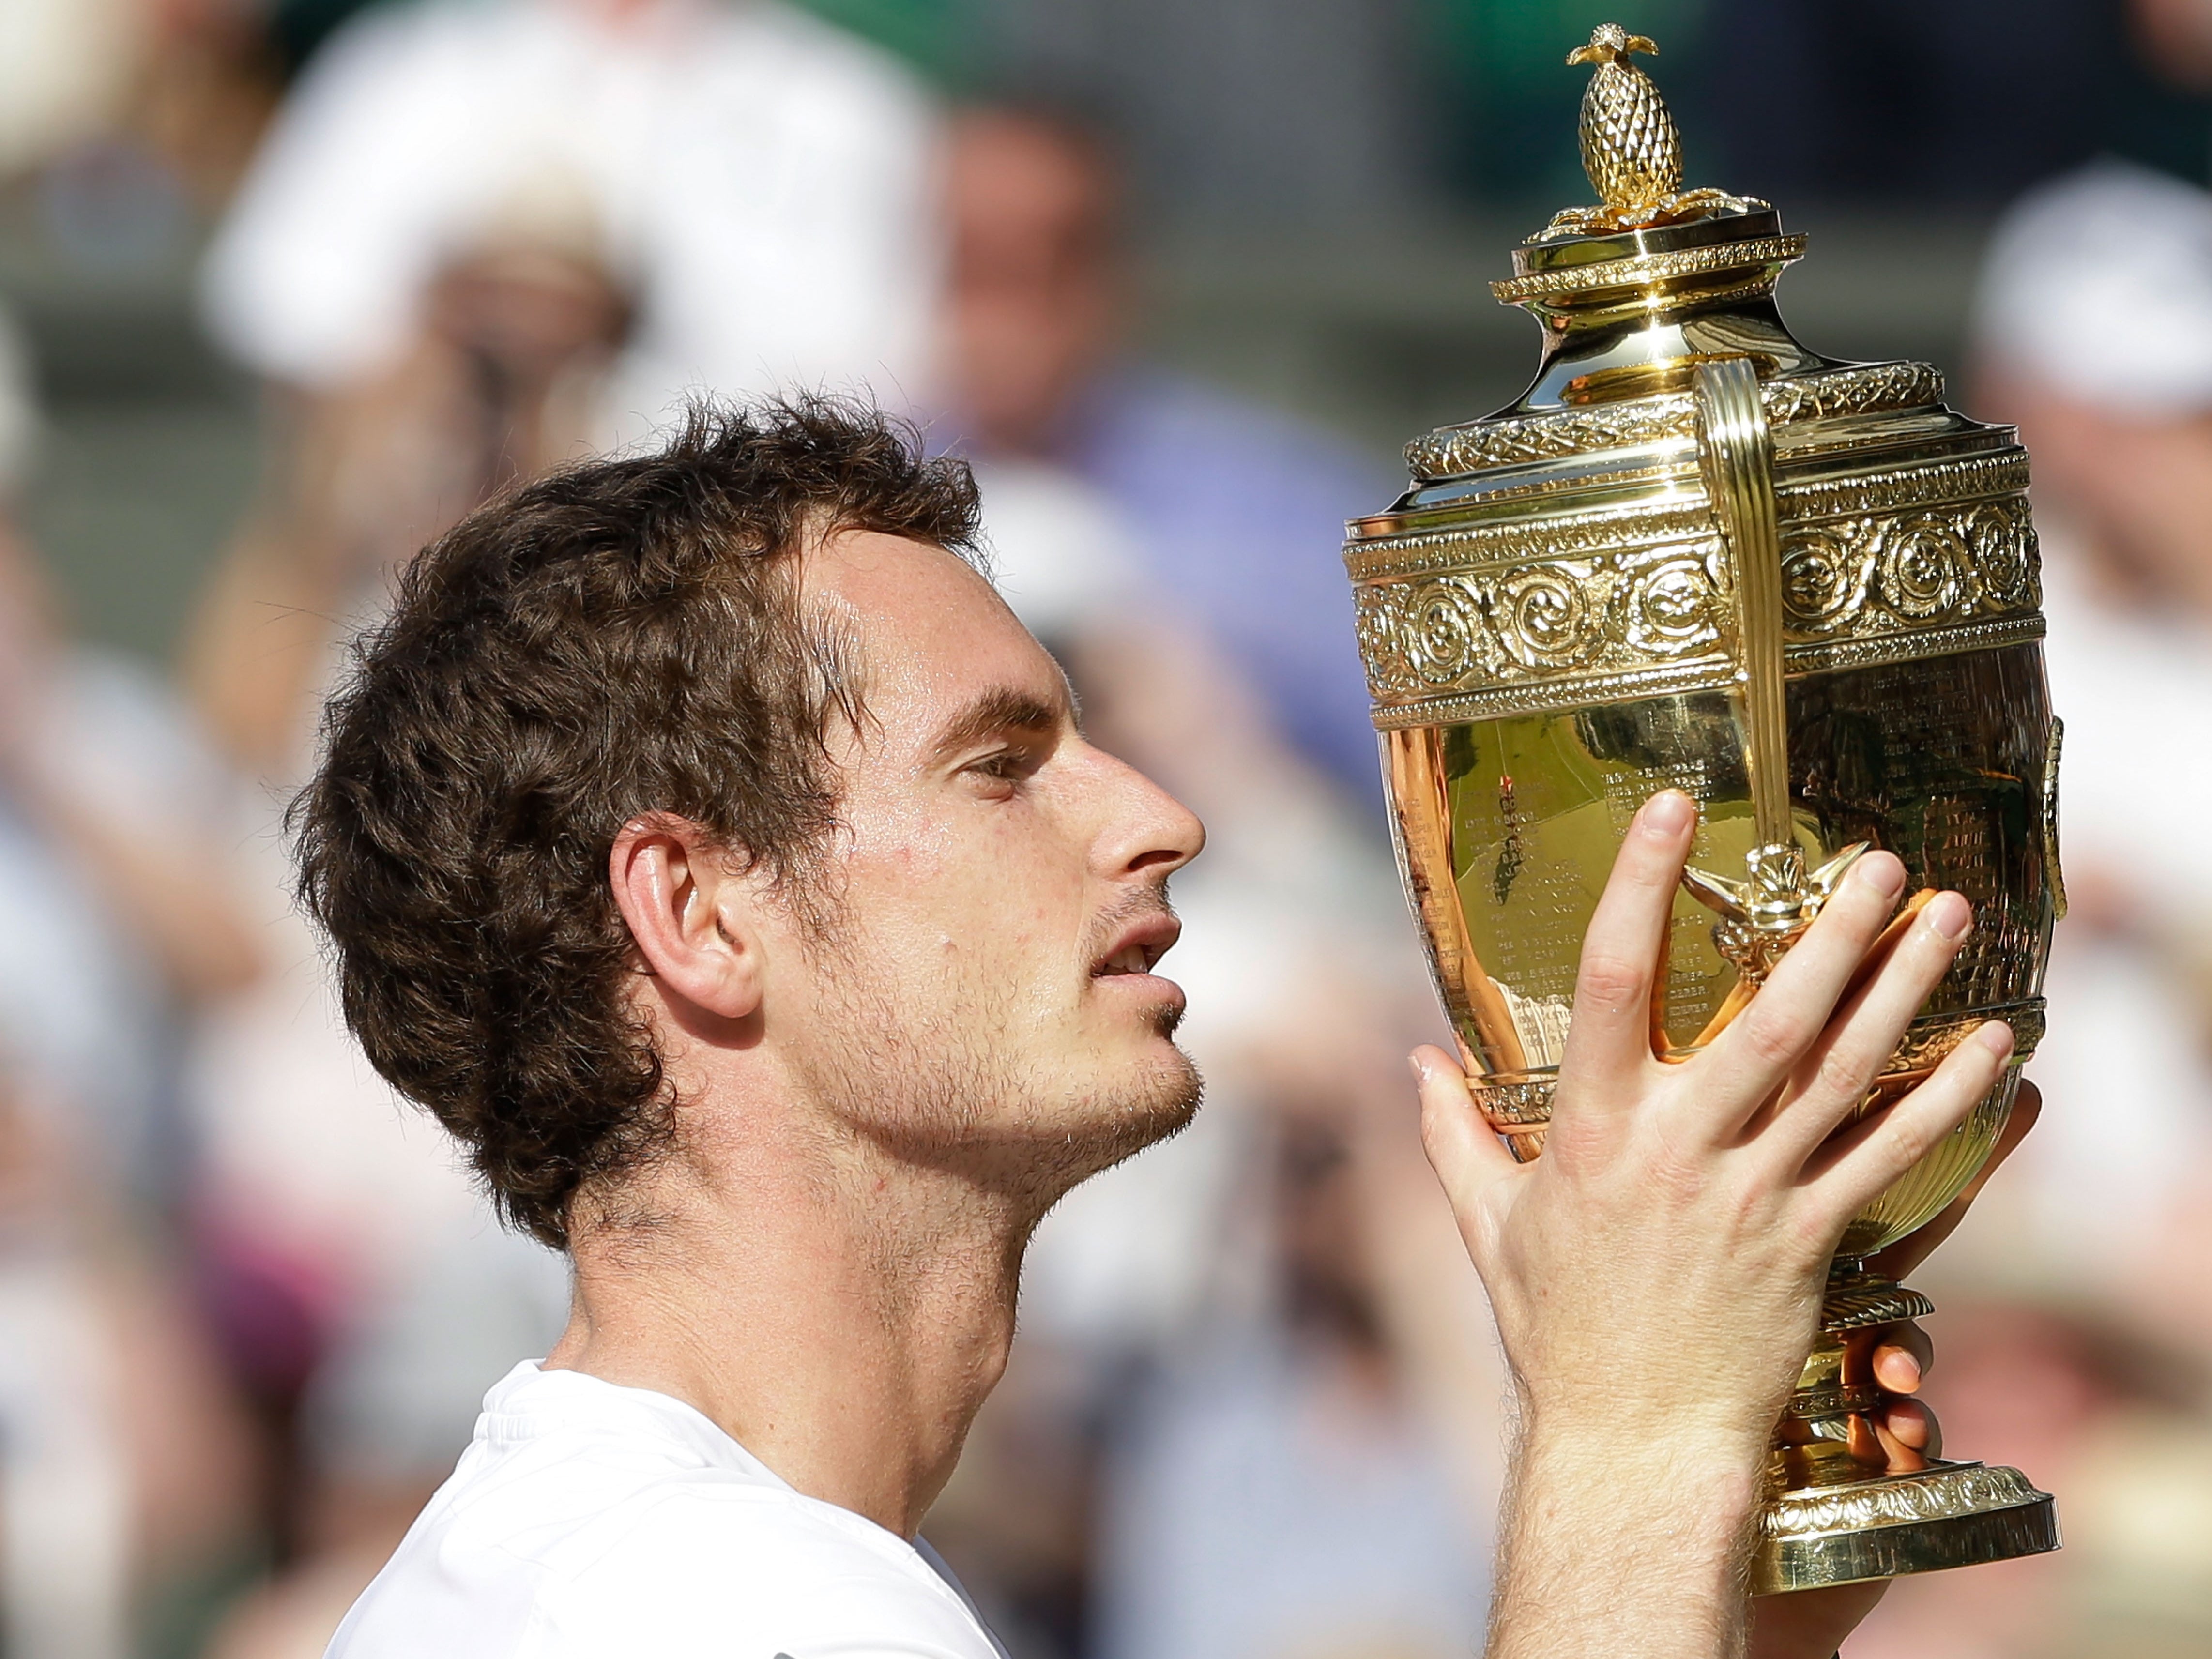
[1091,748,1204,881]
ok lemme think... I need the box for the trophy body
[1346,27,2061,1592]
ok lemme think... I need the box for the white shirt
[202,0,941,429]
[328,1362,1009,1658]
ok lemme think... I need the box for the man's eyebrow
[928,684,1070,761]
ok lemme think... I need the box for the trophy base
[1751,1461,2059,1594]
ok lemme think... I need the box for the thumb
[1412,1044,1521,1208]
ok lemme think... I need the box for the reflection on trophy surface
[1343,23,2063,1594]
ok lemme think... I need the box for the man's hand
[1418,790,2019,1659]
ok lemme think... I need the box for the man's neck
[545,1130,1029,1539]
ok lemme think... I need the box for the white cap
[1972,159,2212,416]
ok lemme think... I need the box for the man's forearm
[1487,1427,1761,1659]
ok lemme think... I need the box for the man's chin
[1017,1047,1204,1201]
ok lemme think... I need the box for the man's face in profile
[773,531,1205,1204]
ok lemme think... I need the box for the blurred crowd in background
[0,1,2205,1657]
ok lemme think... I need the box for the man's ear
[609,815,765,1022]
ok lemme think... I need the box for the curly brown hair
[294,399,982,1248]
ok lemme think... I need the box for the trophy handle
[1673,356,1856,1034]
[1692,354,1792,851]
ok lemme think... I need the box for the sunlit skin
[545,529,1203,1537]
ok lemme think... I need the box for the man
[298,400,2018,1658]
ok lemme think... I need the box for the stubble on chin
[797,948,1203,1219]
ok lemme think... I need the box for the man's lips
[1091,912,1182,978]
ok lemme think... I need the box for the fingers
[1870,1325,1938,1472]
[1558,791,1695,1100]
[1755,890,1976,1165]
[1800,1020,2015,1219]
[1872,1327,1929,1394]
[1411,1045,1519,1208]
[1873,1398,1939,1471]
[1836,888,1938,1008]
[1874,1079,2042,1281]
[1692,852,1910,1126]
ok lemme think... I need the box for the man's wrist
[1516,1420,1765,1545]
[1490,1420,1766,1659]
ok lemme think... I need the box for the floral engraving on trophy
[1777,528,1867,632]
[1776,493,2040,642]
[1495,566,1596,668]
[1964,499,2038,609]
[1886,1005,2046,1073]
[1624,553,1724,651]
[1403,578,1487,686]
[1404,398,1696,477]
[1876,517,1973,621]
[1469,1080,1553,1163]
[1355,543,1730,704]
[1356,460,2041,721]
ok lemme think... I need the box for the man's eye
[965,747,1036,786]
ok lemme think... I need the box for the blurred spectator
[1091,1099,1491,1659]
[186,204,630,772]
[0,0,283,274]
[0,0,149,176]
[2138,0,2212,91]
[1848,1302,2212,1659]
[1954,158,2212,1305]
[939,103,1395,804]
[0,304,263,1656]
[201,0,943,441]
[0,1060,264,1659]
[1835,135,2212,1659]
[0,304,256,1215]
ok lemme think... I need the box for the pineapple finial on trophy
[1536,22,1766,241]
[1568,24,1677,214]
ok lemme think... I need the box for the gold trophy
[1345,25,2061,1591]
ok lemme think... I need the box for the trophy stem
[1750,1262,2059,1593]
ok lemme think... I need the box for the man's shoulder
[332,1393,1001,1657]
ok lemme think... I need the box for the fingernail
[1926,892,1972,940]
[1852,852,1906,901]
[1974,1020,2015,1061]
[1408,1052,1431,1085]
[1642,790,1694,836]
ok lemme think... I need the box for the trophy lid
[1346,20,2035,754]
[1393,24,1958,493]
